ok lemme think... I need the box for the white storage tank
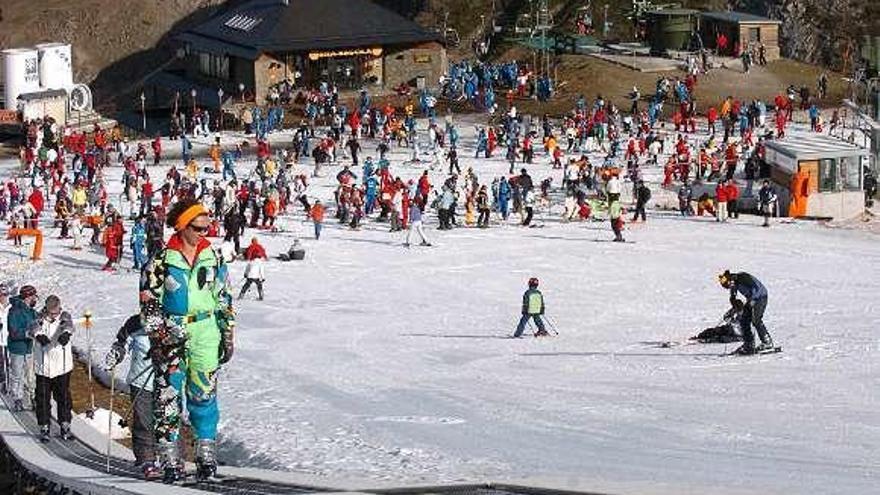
[2,48,41,110]
[36,42,73,91]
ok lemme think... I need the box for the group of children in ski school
[514,270,775,356]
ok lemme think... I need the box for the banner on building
[308,47,382,61]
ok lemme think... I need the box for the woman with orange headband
[139,198,235,482]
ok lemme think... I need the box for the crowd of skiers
[0,46,859,484]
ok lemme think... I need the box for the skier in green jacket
[513,278,548,337]
[139,198,235,482]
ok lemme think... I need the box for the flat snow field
[1,120,878,495]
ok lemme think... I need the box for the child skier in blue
[130,217,147,270]
[513,278,548,337]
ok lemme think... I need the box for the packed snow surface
[2,119,878,495]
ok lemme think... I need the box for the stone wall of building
[253,52,285,104]
[383,42,447,90]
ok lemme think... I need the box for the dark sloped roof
[701,11,781,24]
[18,89,68,101]
[179,0,442,59]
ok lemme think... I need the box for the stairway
[66,109,117,133]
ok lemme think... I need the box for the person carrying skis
[103,314,158,479]
[513,278,548,338]
[31,294,74,443]
[140,198,235,482]
[718,270,774,355]
[239,237,268,300]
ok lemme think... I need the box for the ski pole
[2,347,7,395]
[107,363,115,473]
[544,315,560,335]
[83,310,95,418]
[117,367,154,429]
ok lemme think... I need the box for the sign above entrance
[308,47,382,61]
[0,110,20,124]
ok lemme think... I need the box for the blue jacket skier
[498,177,511,220]
[222,151,236,181]
[514,278,548,338]
[130,218,147,270]
[718,270,773,354]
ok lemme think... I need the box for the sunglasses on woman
[189,224,210,234]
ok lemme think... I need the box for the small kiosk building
[764,134,868,219]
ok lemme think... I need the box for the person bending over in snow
[513,278,548,338]
[718,270,774,354]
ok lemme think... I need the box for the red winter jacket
[725,183,740,201]
[707,107,718,123]
[244,242,267,261]
[418,175,430,196]
[715,184,729,202]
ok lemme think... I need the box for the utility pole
[537,0,551,78]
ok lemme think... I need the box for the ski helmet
[528,277,539,288]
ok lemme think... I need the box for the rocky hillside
[0,0,875,103]
[0,0,228,104]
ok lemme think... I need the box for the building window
[818,158,837,192]
[840,156,862,191]
[198,52,230,80]
[748,27,760,43]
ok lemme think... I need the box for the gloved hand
[219,339,234,365]
[104,342,126,369]
[57,332,71,346]
[35,334,51,346]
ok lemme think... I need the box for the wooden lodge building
[171,0,447,105]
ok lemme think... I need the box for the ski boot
[39,425,51,443]
[534,329,550,337]
[59,422,72,441]
[158,442,185,484]
[195,439,218,481]
[756,337,775,352]
[732,344,757,355]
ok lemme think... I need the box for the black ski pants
[740,297,771,349]
[478,209,490,227]
[522,206,534,226]
[240,279,264,300]
[728,199,739,219]
[632,201,647,222]
[35,372,72,427]
[130,385,156,464]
